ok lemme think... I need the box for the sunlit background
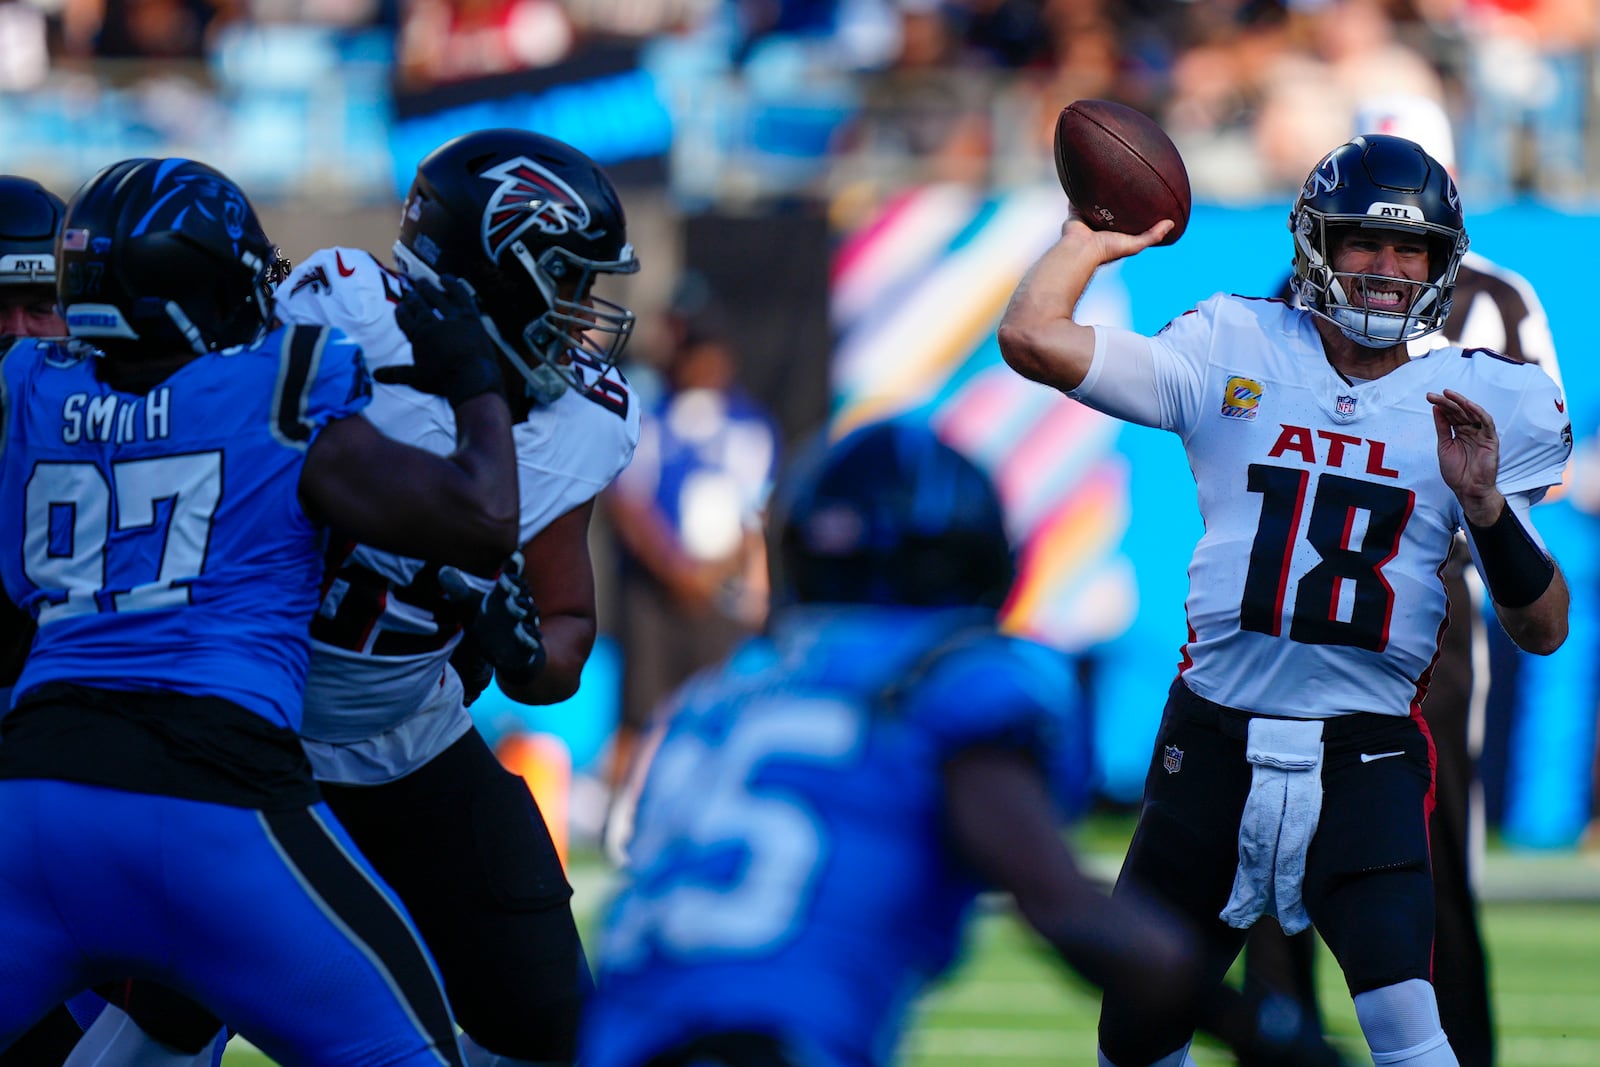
[6,0,1599,921]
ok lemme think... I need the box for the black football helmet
[1289,134,1468,348]
[393,129,639,408]
[775,420,1016,610]
[58,158,275,356]
[0,175,65,288]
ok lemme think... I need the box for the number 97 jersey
[1077,293,1570,718]
[0,328,371,729]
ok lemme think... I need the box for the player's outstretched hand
[378,275,505,406]
[439,551,547,684]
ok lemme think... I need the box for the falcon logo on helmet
[479,157,594,261]
[1304,155,1341,199]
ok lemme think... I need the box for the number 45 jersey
[1078,293,1571,718]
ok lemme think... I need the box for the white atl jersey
[1078,294,1570,719]
[274,247,639,782]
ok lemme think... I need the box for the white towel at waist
[1219,717,1324,936]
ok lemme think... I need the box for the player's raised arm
[1003,99,1187,393]
[997,218,1171,394]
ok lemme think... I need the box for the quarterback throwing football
[999,134,1570,1067]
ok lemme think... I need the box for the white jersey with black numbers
[273,246,640,782]
[1076,293,1570,719]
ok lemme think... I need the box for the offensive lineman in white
[70,130,639,1067]
[999,134,1569,1067]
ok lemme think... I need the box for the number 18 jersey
[1076,294,1570,718]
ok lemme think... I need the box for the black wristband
[1466,502,1555,609]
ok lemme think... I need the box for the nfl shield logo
[1336,394,1358,416]
[1163,745,1184,774]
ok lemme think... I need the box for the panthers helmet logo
[479,157,594,261]
[129,164,253,253]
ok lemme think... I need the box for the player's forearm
[496,614,592,705]
[997,223,1102,392]
[1466,498,1568,654]
[446,393,520,537]
[1493,561,1569,655]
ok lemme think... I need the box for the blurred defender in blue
[580,419,1345,1067]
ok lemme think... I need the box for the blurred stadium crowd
[0,0,1596,208]
[3,0,1600,848]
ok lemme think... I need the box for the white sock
[64,1005,221,1067]
[1353,979,1459,1066]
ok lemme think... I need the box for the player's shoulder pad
[263,322,373,449]
[1155,290,1261,339]
[1450,346,1564,416]
[529,366,642,474]
[1449,347,1571,491]
[275,246,404,330]
[895,629,1075,755]
[0,337,88,382]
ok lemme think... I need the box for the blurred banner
[390,38,672,195]
[833,190,1600,847]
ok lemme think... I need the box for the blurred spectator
[61,0,240,57]
[0,0,49,90]
[397,0,573,89]
[1255,0,1443,190]
[566,0,714,37]
[1457,0,1597,201]
[601,274,780,814]
[831,0,994,203]
[1163,0,1290,200]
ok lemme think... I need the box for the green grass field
[221,817,1600,1067]
[902,901,1600,1067]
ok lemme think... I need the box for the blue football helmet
[0,175,65,289]
[1289,134,1468,348]
[58,158,276,356]
[776,420,1016,610]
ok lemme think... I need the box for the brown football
[1053,99,1191,246]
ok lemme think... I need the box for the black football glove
[438,551,547,685]
[448,630,496,707]
[376,275,505,406]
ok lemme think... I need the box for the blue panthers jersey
[582,605,1085,1067]
[0,327,371,729]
